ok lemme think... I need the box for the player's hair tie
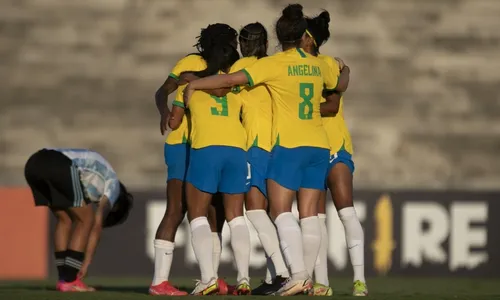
[305,30,318,47]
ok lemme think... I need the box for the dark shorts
[24,149,87,208]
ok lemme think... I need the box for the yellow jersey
[230,57,273,152]
[165,54,206,145]
[175,82,246,150]
[318,54,354,155]
[242,48,338,149]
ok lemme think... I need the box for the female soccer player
[301,11,368,296]
[173,37,252,296]
[229,23,290,295]
[183,4,341,296]
[150,24,238,296]
[24,148,133,292]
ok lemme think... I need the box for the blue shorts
[324,149,355,189]
[186,146,247,194]
[247,147,271,197]
[164,143,190,182]
[267,146,329,191]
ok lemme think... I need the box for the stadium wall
[1,188,499,279]
[1,0,500,190]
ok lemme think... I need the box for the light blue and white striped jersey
[47,148,120,206]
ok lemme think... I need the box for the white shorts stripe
[70,165,84,207]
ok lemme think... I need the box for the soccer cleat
[353,280,368,296]
[234,279,251,295]
[276,277,313,296]
[191,278,219,296]
[312,283,333,296]
[252,276,289,295]
[57,279,95,292]
[149,281,188,296]
[227,283,237,295]
[217,278,229,295]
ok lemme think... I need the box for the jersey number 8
[298,83,314,120]
[210,95,229,116]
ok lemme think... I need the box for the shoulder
[230,57,258,73]
[171,54,206,76]
[178,53,205,64]
[317,54,338,69]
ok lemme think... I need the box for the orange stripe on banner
[0,187,48,279]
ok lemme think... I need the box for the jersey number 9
[210,95,229,117]
[298,83,314,120]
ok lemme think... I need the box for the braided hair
[193,23,240,78]
[305,11,331,54]
[239,22,268,58]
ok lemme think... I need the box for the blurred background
[1,0,499,285]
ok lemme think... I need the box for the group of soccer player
[150,3,367,297]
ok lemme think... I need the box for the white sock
[264,255,275,284]
[274,212,308,280]
[339,207,365,283]
[152,239,175,285]
[314,214,329,286]
[212,232,222,277]
[246,210,290,279]
[300,216,321,278]
[228,216,251,282]
[190,217,215,283]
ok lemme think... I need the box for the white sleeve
[103,173,120,206]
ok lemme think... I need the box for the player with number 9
[175,33,252,296]
[150,24,238,296]
[182,4,340,296]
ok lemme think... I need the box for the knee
[224,205,244,222]
[55,212,72,228]
[71,205,94,227]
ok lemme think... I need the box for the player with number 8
[182,4,340,296]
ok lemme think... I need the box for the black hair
[239,22,268,58]
[276,4,307,49]
[305,10,331,54]
[192,23,240,78]
[103,182,133,228]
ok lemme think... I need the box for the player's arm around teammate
[302,11,368,296]
[184,4,340,296]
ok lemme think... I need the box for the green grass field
[0,277,498,299]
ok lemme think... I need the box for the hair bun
[282,4,304,20]
[318,11,330,25]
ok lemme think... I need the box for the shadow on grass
[0,285,193,295]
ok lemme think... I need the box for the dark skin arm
[77,197,113,279]
[320,90,342,116]
[321,61,350,116]
[335,66,350,93]
[168,105,185,130]
[156,77,180,135]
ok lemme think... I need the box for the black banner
[48,191,500,278]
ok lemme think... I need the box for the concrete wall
[1,0,499,189]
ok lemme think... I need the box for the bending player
[229,22,290,295]
[175,38,252,296]
[24,148,133,292]
[150,24,238,296]
[301,11,368,296]
[183,4,341,296]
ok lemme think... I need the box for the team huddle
[24,3,367,297]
